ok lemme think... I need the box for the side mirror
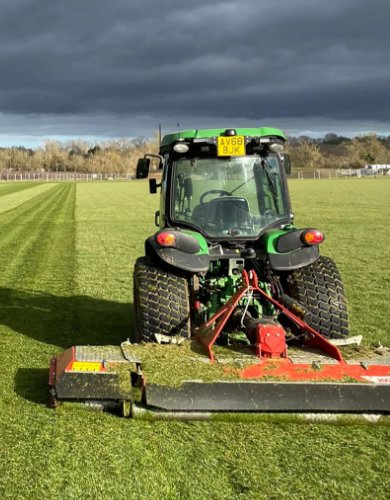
[149,178,161,194]
[282,154,291,175]
[136,158,151,179]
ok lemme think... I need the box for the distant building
[364,164,390,173]
[337,165,390,177]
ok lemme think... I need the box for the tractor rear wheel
[283,256,349,338]
[133,257,191,342]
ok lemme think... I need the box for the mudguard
[268,245,319,271]
[264,228,320,271]
[145,230,209,273]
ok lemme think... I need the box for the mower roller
[49,127,390,418]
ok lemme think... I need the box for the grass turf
[0,179,389,499]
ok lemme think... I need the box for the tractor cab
[137,127,292,240]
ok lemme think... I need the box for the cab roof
[161,127,286,147]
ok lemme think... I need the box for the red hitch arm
[196,269,344,363]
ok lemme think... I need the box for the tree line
[0,137,159,175]
[1,133,390,174]
[287,133,390,170]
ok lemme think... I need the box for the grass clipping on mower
[122,341,257,387]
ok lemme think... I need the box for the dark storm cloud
[0,0,389,141]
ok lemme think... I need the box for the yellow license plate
[217,135,245,156]
[71,361,102,372]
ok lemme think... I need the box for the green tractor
[49,127,390,416]
[134,127,349,348]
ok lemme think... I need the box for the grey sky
[0,0,389,146]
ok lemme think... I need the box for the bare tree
[289,139,324,170]
[42,140,68,172]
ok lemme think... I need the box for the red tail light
[301,229,324,245]
[156,232,176,247]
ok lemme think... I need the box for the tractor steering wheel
[200,189,233,204]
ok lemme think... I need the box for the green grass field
[0,179,389,499]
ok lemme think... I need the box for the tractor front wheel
[133,257,191,342]
[283,256,349,339]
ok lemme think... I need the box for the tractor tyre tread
[284,256,349,338]
[133,256,191,343]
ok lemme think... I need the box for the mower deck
[49,342,390,417]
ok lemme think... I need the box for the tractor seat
[192,196,252,233]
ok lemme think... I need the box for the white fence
[290,168,390,179]
[0,172,134,182]
[1,169,389,182]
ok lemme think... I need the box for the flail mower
[49,127,390,419]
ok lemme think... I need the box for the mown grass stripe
[0,182,45,198]
[0,182,58,215]
[0,184,74,290]
[75,182,155,299]
[0,183,77,499]
[71,182,156,346]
